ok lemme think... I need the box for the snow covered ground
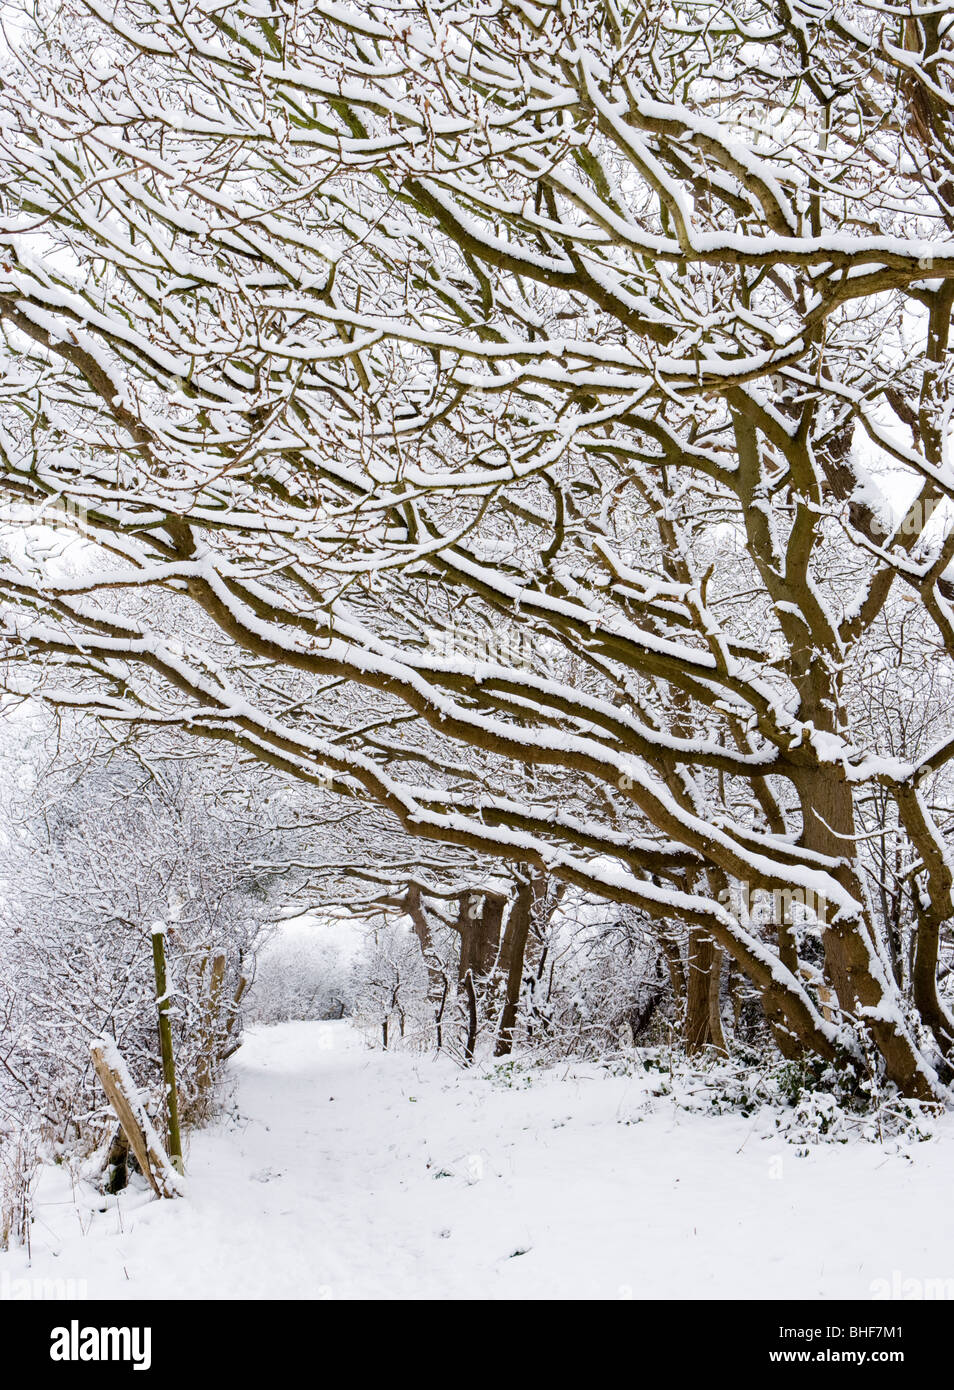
[4,1020,954,1301]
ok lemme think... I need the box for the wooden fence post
[151,925,184,1176]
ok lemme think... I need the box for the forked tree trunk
[796,765,939,1099]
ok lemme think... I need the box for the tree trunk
[685,929,720,1053]
[462,971,478,1065]
[458,891,505,983]
[404,884,452,1050]
[495,875,538,1057]
[456,890,507,1058]
[708,944,727,1053]
[151,927,184,1175]
[797,765,938,1098]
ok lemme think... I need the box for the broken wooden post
[90,1039,182,1199]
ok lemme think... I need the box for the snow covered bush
[0,744,281,1180]
[622,1050,944,1153]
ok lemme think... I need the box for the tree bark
[151,928,184,1174]
[797,765,938,1098]
[685,929,721,1053]
[495,875,538,1057]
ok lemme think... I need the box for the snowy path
[4,1020,954,1300]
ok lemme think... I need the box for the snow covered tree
[2,0,954,1095]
